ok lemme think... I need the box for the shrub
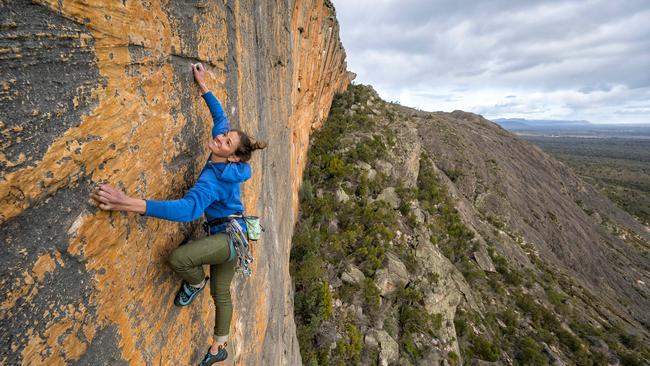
[454,316,468,338]
[300,179,314,204]
[431,313,444,330]
[323,155,350,179]
[334,323,363,365]
[619,352,643,366]
[620,333,640,350]
[499,266,523,286]
[400,332,421,361]
[383,316,398,339]
[515,336,548,365]
[427,272,440,286]
[500,308,518,328]
[470,335,500,361]
[546,287,565,307]
[458,258,483,283]
[487,275,506,296]
[394,285,444,362]
[557,328,582,353]
[447,351,459,365]
[362,278,381,315]
[445,167,462,182]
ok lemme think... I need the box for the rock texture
[0,1,350,365]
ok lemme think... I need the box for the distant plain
[496,122,650,225]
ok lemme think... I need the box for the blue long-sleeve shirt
[144,91,251,233]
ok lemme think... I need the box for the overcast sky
[333,0,650,123]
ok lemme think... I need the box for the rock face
[0,1,350,365]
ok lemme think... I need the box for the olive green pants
[168,233,236,338]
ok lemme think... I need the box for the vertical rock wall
[0,0,350,364]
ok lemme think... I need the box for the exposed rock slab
[375,252,409,296]
[412,107,650,336]
[341,264,365,285]
[376,187,400,209]
[473,247,496,272]
[374,330,399,366]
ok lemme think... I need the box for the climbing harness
[203,214,264,242]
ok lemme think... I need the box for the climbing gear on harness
[202,213,261,277]
[174,277,208,307]
[226,219,254,278]
[198,343,228,365]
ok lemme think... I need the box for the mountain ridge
[492,118,593,129]
[292,84,650,365]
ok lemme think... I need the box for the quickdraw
[225,219,254,278]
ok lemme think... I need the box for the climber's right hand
[192,63,209,94]
[91,184,146,214]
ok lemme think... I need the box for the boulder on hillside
[345,304,364,319]
[356,161,377,180]
[357,161,372,170]
[375,252,409,296]
[341,264,365,285]
[336,187,350,203]
[376,187,401,209]
[327,219,339,234]
[375,330,399,366]
[399,356,413,366]
[415,239,438,262]
[375,159,393,177]
[365,332,379,348]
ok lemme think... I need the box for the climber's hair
[233,129,267,162]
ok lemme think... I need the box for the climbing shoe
[198,343,228,365]
[174,277,207,307]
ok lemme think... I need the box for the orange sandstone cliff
[0,0,350,364]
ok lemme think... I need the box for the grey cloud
[334,0,650,122]
[579,85,614,94]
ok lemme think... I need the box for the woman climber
[91,63,266,365]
